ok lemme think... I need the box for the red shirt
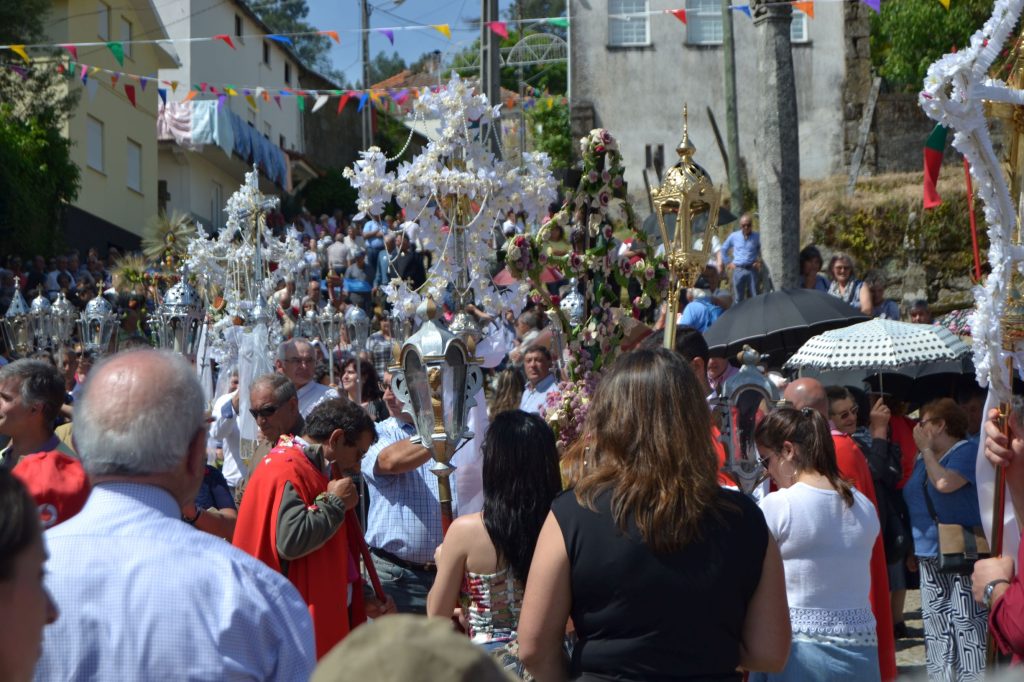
[990,533,1024,664]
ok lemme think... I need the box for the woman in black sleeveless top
[518,348,791,681]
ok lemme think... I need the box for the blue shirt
[720,230,761,267]
[362,220,385,250]
[680,297,723,333]
[903,440,983,558]
[36,482,315,681]
[363,417,457,563]
[519,374,559,415]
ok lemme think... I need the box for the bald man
[35,349,315,680]
[782,378,896,682]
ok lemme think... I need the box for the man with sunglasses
[234,398,391,659]
[276,338,339,418]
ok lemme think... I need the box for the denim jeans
[370,553,434,615]
[732,264,758,301]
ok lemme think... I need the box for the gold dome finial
[677,104,696,161]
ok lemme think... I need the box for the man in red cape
[234,398,393,659]
[785,379,898,682]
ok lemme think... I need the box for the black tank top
[551,487,768,681]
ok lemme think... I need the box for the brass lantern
[649,105,721,350]
[78,296,120,355]
[150,277,205,362]
[390,298,484,534]
[2,281,34,356]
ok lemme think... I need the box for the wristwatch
[182,507,204,525]
[984,578,1010,609]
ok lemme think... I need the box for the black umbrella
[703,288,869,368]
[808,355,975,405]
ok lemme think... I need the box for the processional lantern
[28,291,52,352]
[345,305,370,354]
[390,298,483,534]
[50,292,79,349]
[2,280,33,356]
[649,105,721,350]
[149,275,205,362]
[78,296,120,355]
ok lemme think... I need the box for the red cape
[233,443,366,659]
[833,431,896,682]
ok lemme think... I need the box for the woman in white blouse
[751,406,881,682]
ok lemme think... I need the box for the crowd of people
[1,207,1022,682]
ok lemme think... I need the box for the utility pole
[721,0,743,214]
[517,4,525,163]
[480,0,502,158]
[361,0,372,151]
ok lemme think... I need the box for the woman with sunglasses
[826,252,863,307]
[751,406,881,682]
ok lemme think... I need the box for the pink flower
[599,191,610,206]
[601,170,611,183]
[602,224,613,240]
[588,170,599,183]
[613,176,623,188]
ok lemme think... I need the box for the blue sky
[305,0,517,86]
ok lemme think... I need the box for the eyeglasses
[831,405,859,421]
[249,401,284,419]
[285,356,316,366]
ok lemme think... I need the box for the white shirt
[519,374,559,415]
[296,381,339,418]
[211,390,245,486]
[36,482,315,681]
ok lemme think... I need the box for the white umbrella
[783,318,971,373]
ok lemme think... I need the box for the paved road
[895,589,926,680]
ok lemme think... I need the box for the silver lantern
[78,296,120,355]
[2,281,34,356]
[150,277,205,362]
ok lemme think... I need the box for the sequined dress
[460,567,524,645]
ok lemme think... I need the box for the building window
[263,41,271,65]
[97,1,110,40]
[211,182,223,229]
[791,9,808,43]
[87,116,104,172]
[234,14,243,38]
[126,139,142,193]
[279,134,286,150]
[608,0,649,47]
[263,122,271,140]
[686,0,722,45]
[284,62,292,84]
[120,17,132,58]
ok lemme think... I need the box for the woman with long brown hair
[517,347,790,681]
[751,407,881,682]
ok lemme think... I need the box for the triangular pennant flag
[225,86,238,96]
[80,64,88,84]
[546,17,569,28]
[217,94,226,111]
[937,0,950,7]
[432,24,452,39]
[670,9,687,24]
[378,29,394,44]
[9,45,31,63]
[337,92,353,113]
[266,34,294,47]
[214,34,236,49]
[312,94,329,113]
[209,86,219,95]
[111,72,119,88]
[86,77,99,101]
[861,0,880,12]
[67,60,76,76]
[200,82,208,92]
[296,95,305,112]
[10,66,28,80]
[321,30,340,44]
[256,86,265,97]
[262,90,270,102]
[793,1,814,18]
[488,21,509,39]
[923,124,948,209]
[158,88,167,105]
[106,41,125,66]
[733,5,752,18]
[61,44,78,60]
[91,66,100,74]
[124,84,136,107]
[394,88,409,104]
[170,80,179,92]
[140,76,149,91]
[245,94,257,109]
[183,89,198,102]
[274,95,281,108]
[357,92,369,111]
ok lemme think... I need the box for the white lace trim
[789,606,876,637]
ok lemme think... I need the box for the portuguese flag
[923,124,948,209]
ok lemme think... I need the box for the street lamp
[390,297,483,534]
[2,281,33,357]
[149,276,205,362]
[78,296,120,356]
[649,104,721,350]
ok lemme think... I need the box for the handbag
[921,477,990,575]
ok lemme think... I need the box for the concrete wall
[570,0,847,215]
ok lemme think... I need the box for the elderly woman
[827,252,863,307]
[799,245,829,292]
[902,398,987,681]
[518,348,790,681]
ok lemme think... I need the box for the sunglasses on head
[249,401,284,419]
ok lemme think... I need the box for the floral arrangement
[343,73,558,319]
[505,128,669,447]
[919,0,1024,400]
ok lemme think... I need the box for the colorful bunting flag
[183,90,198,102]
[337,92,353,113]
[488,21,509,39]
[214,34,236,49]
[200,82,208,92]
[267,34,294,47]
[793,1,814,18]
[170,80,179,92]
[158,88,167,105]
[546,18,569,28]
[937,0,950,7]
[80,64,88,84]
[321,30,340,44]
[274,95,281,108]
[225,86,238,96]
[432,24,451,39]
[923,124,948,209]
[111,72,119,88]
[106,41,124,66]
[140,76,149,91]
[861,0,880,12]
[9,65,28,80]
[378,29,394,45]
[246,94,257,109]
[61,44,78,60]
[670,9,687,24]
[312,94,329,113]
[124,83,136,107]
[357,92,369,111]
[296,95,305,112]
[9,45,30,63]
[733,5,752,18]
[217,94,227,111]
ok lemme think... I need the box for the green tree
[298,168,358,217]
[871,0,996,90]
[528,99,571,172]
[445,28,567,94]
[366,51,408,87]
[251,0,339,79]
